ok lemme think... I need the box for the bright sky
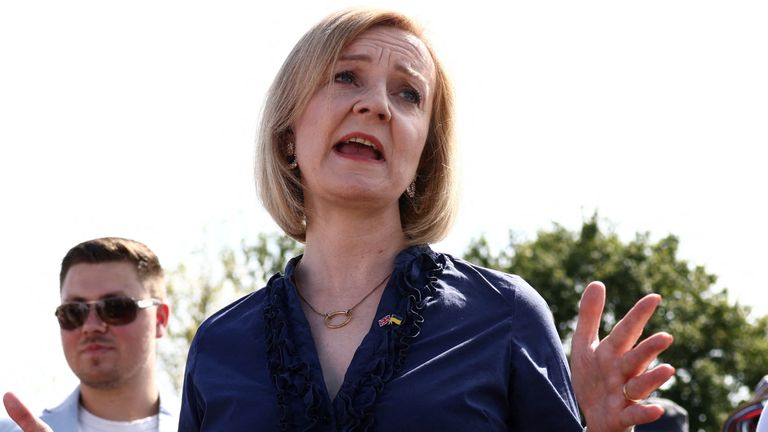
[1,0,766,417]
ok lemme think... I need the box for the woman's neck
[300,204,407,298]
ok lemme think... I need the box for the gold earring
[406,179,416,198]
[287,142,298,169]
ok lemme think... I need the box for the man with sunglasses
[1,237,178,432]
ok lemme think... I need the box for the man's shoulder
[0,417,22,432]
[39,388,80,431]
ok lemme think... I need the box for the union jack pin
[378,314,403,327]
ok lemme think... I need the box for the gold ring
[623,383,643,403]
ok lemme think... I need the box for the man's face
[59,261,167,390]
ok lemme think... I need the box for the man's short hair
[60,237,165,299]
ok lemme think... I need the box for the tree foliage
[159,233,303,392]
[464,216,768,432]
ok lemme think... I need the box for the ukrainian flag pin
[378,314,404,327]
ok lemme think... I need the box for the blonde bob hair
[255,8,457,245]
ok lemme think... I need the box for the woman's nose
[353,85,392,122]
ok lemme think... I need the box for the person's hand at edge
[3,392,52,432]
[571,281,676,432]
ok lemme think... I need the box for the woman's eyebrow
[396,63,429,86]
[338,53,372,62]
[338,54,429,85]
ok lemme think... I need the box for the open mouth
[334,137,384,161]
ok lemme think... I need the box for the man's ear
[155,303,170,338]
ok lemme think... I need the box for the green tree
[159,233,303,392]
[464,216,768,432]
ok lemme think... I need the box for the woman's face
[293,26,436,212]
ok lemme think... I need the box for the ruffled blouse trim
[263,245,445,431]
[264,269,326,431]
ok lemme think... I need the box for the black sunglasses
[55,297,161,330]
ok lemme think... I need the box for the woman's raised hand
[570,281,676,432]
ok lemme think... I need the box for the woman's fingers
[621,401,666,428]
[571,281,676,432]
[620,331,674,377]
[572,281,606,355]
[623,363,677,402]
[604,293,662,354]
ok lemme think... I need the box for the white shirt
[78,405,159,432]
[757,403,768,432]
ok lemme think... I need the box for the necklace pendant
[324,310,352,329]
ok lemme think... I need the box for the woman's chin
[307,186,401,211]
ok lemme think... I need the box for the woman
[179,8,675,431]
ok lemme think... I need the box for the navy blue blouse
[179,245,584,431]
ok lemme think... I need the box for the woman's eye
[334,71,356,84]
[400,87,422,105]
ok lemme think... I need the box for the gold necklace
[293,264,392,329]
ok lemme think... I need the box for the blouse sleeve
[505,276,584,431]
[178,330,204,431]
